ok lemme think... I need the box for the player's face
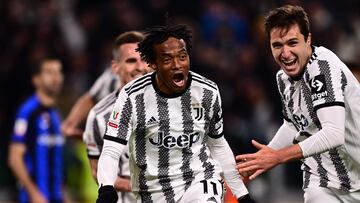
[270,24,312,78]
[35,60,64,96]
[113,43,148,85]
[152,37,190,95]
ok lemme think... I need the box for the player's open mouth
[172,72,185,87]
[282,58,297,66]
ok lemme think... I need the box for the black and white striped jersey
[89,68,121,103]
[276,46,360,192]
[83,90,131,176]
[83,90,130,176]
[83,90,135,203]
[102,71,246,202]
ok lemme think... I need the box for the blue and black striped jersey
[11,94,64,203]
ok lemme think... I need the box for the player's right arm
[62,68,115,137]
[84,108,131,192]
[83,109,101,181]
[8,144,48,203]
[62,92,95,137]
[9,113,48,203]
[96,89,133,203]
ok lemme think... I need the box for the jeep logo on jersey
[293,114,309,130]
[149,131,200,149]
[311,75,328,101]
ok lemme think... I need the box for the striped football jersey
[89,68,121,103]
[83,90,135,203]
[104,71,230,202]
[277,46,360,192]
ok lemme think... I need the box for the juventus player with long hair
[96,24,255,202]
[83,31,148,203]
[236,5,360,202]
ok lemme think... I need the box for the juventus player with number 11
[96,24,255,203]
[236,5,360,203]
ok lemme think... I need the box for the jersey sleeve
[268,120,298,150]
[11,107,31,143]
[98,88,132,187]
[207,136,249,198]
[83,108,101,158]
[104,88,133,145]
[309,59,346,111]
[89,69,119,103]
[208,88,223,138]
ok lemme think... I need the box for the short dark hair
[113,31,145,61]
[264,5,310,40]
[136,24,192,64]
[31,58,61,76]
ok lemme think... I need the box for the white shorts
[180,178,225,203]
[304,186,360,203]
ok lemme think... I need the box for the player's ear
[111,60,119,74]
[150,64,157,71]
[32,75,40,88]
[306,33,312,45]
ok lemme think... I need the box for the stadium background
[0,0,359,202]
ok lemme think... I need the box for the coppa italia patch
[311,74,328,100]
[108,121,118,129]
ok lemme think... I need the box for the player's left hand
[237,194,257,203]
[96,185,118,203]
[235,140,281,180]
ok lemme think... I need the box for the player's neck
[36,90,57,107]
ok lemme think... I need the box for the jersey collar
[151,71,192,98]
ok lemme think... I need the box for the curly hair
[136,24,192,64]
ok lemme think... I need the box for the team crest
[192,103,203,121]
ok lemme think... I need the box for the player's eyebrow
[161,48,187,56]
[125,57,137,63]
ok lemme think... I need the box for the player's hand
[238,194,257,203]
[236,159,254,184]
[114,177,132,192]
[235,140,281,180]
[96,185,118,203]
[29,190,48,203]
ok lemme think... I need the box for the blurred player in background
[61,47,121,137]
[8,58,65,203]
[83,31,148,203]
[237,5,360,203]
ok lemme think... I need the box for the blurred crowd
[1,0,359,202]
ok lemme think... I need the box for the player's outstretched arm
[236,140,303,180]
[207,136,250,199]
[96,139,125,203]
[61,93,95,137]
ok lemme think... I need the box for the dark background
[1,0,359,202]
